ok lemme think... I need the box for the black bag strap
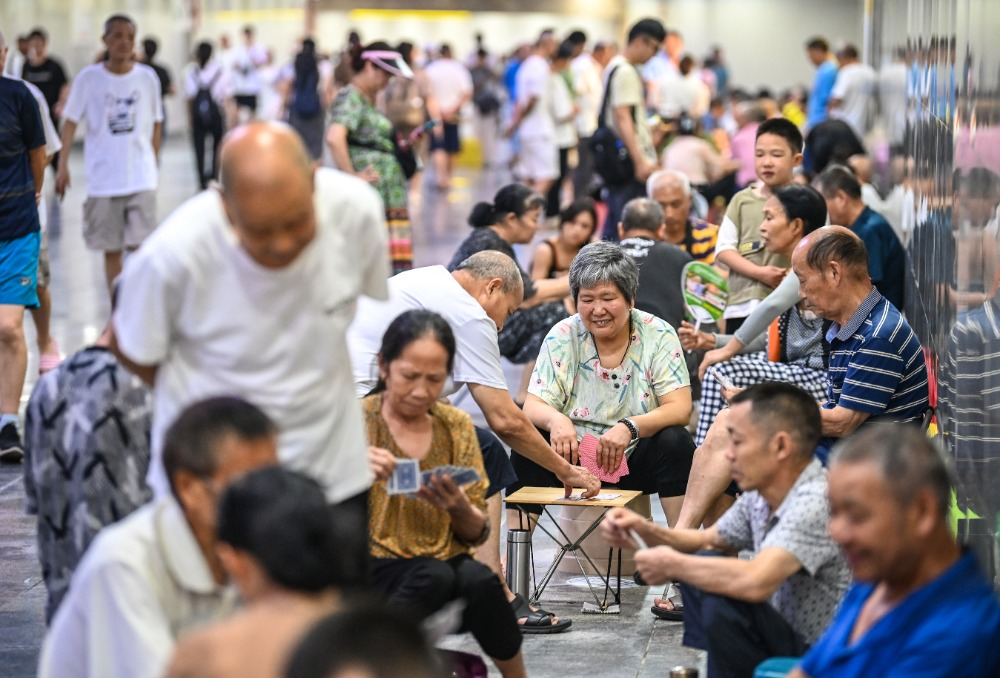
[596,64,621,128]
[597,63,639,131]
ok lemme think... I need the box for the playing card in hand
[388,458,420,495]
[577,433,629,483]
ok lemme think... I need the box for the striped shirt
[823,288,928,422]
[681,217,719,264]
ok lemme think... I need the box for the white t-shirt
[423,58,473,114]
[114,168,389,503]
[16,77,62,232]
[229,43,269,95]
[571,53,602,137]
[516,54,555,140]
[39,497,238,678]
[550,72,577,149]
[62,63,163,197]
[183,61,229,103]
[831,62,877,137]
[348,265,509,399]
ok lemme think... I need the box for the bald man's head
[791,226,871,322]
[218,123,317,269]
[794,226,868,279]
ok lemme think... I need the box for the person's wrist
[617,417,639,441]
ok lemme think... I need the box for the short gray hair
[454,250,524,296]
[830,424,951,519]
[647,169,691,198]
[621,198,664,234]
[569,241,639,304]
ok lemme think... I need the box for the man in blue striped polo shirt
[791,226,928,462]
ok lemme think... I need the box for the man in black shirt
[22,28,68,127]
[618,197,703,397]
[618,197,693,332]
[141,38,174,136]
[22,28,68,169]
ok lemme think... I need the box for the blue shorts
[430,122,461,154]
[0,231,39,308]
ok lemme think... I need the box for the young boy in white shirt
[55,14,162,294]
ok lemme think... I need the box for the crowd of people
[2,9,1000,678]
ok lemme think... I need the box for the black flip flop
[650,602,684,621]
[511,593,572,634]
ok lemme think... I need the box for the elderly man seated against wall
[603,382,851,677]
[790,425,1000,678]
[670,226,930,544]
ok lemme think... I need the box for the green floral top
[528,309,690,444]
[329,85,407,210]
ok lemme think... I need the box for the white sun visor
[362,50,414,79]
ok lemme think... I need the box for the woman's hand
[367,446,397,482]
[549,414,580,465]
[356,165,380,184]
[597,423,631,474]
[417,472,469,513]
[678,321,715,352]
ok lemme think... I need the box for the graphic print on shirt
[106,91,140,134]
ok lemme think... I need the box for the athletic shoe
[0,422,24,463]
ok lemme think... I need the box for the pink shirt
[731,123,760,188]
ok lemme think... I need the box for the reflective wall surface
[872,0,1000,582]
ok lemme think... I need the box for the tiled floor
[0,137,704,677]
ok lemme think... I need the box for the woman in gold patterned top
[363,310,527,678]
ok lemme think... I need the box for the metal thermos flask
[670,668,699,678]
[505,529,531,600]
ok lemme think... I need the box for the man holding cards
[602,383,850,677]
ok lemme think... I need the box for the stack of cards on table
[386,459,482,497]
[577,433,629,483]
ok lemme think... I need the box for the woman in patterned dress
[363,310,528,678]
[505,241,696,530]
[327,42,413,274]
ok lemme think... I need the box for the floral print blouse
[527,309,690,444]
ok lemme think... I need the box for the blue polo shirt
[0,77,45,241]
[799,551,1000,677]
[850,206,905,311]
[823,288,928,425]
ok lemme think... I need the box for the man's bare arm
[109,321,159,386]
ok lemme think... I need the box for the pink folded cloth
[578,433,629,483]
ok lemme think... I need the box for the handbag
[589,64,636,186]
[349,130,418,180]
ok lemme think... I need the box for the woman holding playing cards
[506,240,696,529]
[363,310,528,678]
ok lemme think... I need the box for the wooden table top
[505,487,643,508]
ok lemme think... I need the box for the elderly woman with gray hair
[506,241,696,527]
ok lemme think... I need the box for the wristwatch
[617,417,639,441]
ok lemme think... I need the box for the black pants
[573,136,596,202]
[476,426,518,498]
[191,104,224,189]
[371,554,523,661]
[507,425,695,515]
[681,555,808,678]
[545,147,572,218]
[332,488,371,587]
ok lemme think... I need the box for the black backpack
[194,69,221,127]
